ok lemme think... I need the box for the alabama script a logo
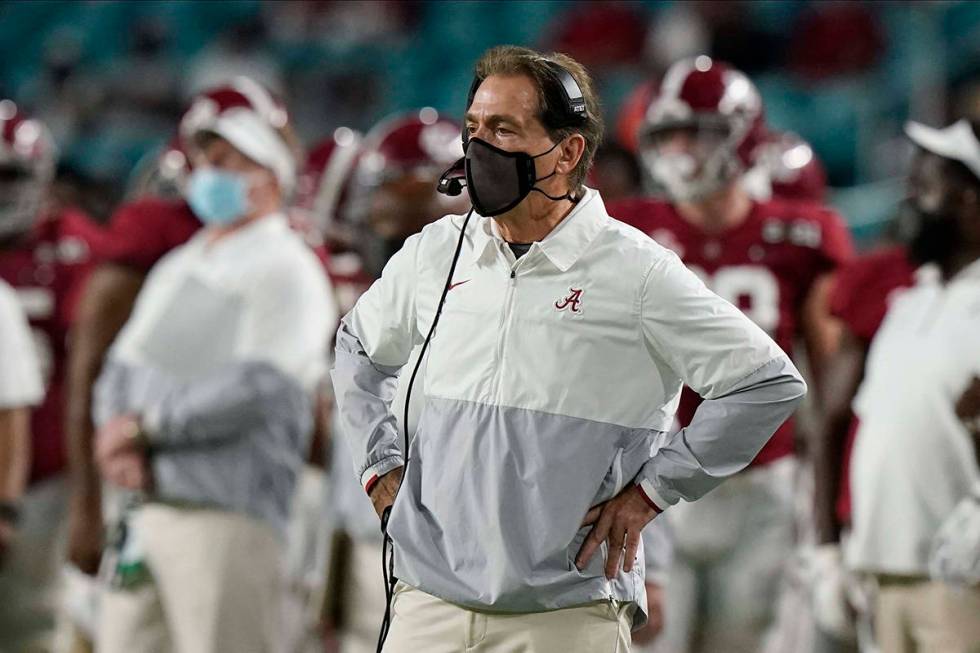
[555,287,584,314]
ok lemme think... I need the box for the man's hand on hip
[576,484,659,579]
[368,467,404,519]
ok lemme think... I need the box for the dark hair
[473,45,603,191]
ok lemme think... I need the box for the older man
[333,46,806,652]
[92,83,336,653]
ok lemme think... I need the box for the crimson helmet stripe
[678,66,728,110]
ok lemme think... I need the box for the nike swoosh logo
[447,279,471,291]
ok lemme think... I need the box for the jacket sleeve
[95,358,312,452]
[636,252,807,509]
[141,360,312,452]
[331,234,422,493]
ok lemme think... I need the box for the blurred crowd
[0,1,979,653]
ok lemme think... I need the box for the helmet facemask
[639,116,747,203]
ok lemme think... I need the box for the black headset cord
[375,207,476,653]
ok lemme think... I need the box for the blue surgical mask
[186,168,251,225]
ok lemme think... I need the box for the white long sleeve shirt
[332,189,804,625]
[848,259,980,575]
[99,213,336,532]
[110,213,335,393]
[0,279,43,409]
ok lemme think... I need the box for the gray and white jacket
[332,189,805,626]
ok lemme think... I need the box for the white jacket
[332,189,804,625]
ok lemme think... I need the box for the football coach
[332,45,806,652]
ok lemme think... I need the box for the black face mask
[463,137,578,217]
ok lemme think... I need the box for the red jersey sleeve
[100,198,200,272]
[815,206,855,273]
[56,209,108,322]
[829,246,915,342]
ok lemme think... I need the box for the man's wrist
[367,466,403,497]
[635,479,665,514]
[360,456,404,494]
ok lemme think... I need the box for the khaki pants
[96,504,285,653]
[874,577,980,653]
[382,582,634,653]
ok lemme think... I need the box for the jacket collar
[467,188,608,272]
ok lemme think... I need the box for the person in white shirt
[91,83,337,653]
[847,119,980,652]
[332,45,806,652]
[0,277,44,636]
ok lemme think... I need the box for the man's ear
[555,133,586,177]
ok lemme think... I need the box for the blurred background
[2,0,978,244]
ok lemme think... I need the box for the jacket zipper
[490,267,518,403]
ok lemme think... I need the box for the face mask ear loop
[530,140,580,204]
[530,187,581,204]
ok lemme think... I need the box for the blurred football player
[91,74,336,652]
[608,56,854,653]
[617,79,828,206]
[0,100,105,650]
[347,108,468,278]
[295,126,369,317]
[840,119,980,652]
[314,108,467,653]
[281,127,365,653]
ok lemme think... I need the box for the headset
[378,60,588,652]
[438,58,589,198]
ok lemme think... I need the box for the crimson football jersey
[100,197,200,273]
[0,209,105,482]
[828,245,915,523]
[609,196,854,465]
